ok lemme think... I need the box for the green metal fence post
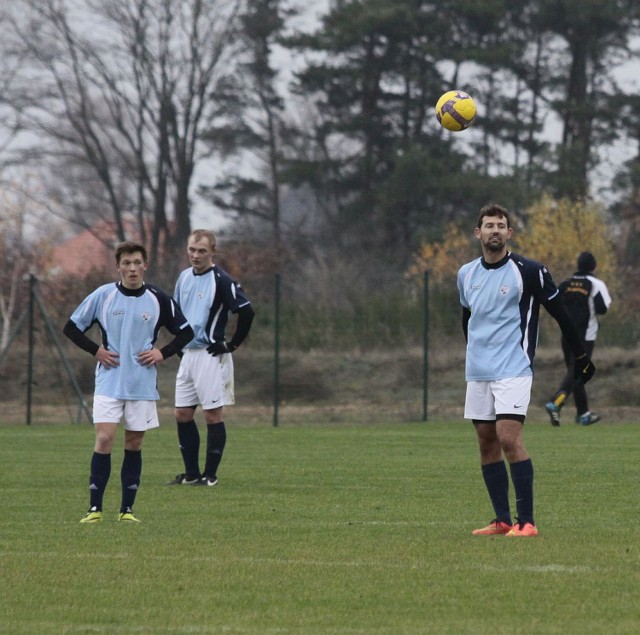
[27,274,36,425]
[34,288,92,423]
[422,270,430,422]
[273,273,281,427]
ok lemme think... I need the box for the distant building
[49,218,175,279]
[49,221,115,278]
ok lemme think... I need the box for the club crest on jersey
[141,312,151,321]
[500,286,510,295]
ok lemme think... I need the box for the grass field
[1,419,639,634]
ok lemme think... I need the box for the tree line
[0,0,638,319]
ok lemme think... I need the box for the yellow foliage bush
[512,195,617,288]
[406,195,618,298]
[405,223,473,287]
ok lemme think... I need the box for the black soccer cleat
[166,473,201,485]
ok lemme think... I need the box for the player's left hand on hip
[206,341,236,356]
[574,355,596,383]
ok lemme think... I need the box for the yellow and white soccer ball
[435,90,476,132]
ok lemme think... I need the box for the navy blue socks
[89,452,111,511]
[204,422,226,479]
[120,449,142,513]
[177,419,201,478]
[509,458,534,525]
[481,460,512,524]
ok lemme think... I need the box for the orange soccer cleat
[505,522,538,537]
[472,520,513,536]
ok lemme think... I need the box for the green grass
[1,420,639,634]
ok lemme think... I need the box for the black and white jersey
[559,273,612,341]
[174,265,251,349]
[457,251,559,381]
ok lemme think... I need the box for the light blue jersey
[457,252,559,381]
[174,266,252,349]
[69,282,190,400]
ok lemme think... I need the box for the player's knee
[477,435,501,462]
[94,434,114,454]
[203,406,223,425]
[124,430,144,451]
[175,406,196,423]
[501,439,527,463]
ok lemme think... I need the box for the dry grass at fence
[1,341,638,426]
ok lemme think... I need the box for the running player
[545,251,612,426]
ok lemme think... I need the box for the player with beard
[457,204,595,537]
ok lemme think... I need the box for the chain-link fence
[1,272,638,425]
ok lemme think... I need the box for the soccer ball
[435,90,476,132]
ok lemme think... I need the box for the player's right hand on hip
[574,355,595,383]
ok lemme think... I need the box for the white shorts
[175,348,235,410]
[93,395,160,431]
[464,375,533,421]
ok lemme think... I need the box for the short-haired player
[457,205,595,537]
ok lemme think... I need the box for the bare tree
[2,0,242,267]
[0,182,62,350]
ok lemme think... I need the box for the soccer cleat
[193,475,218,487]
[117,508,141,523]
[79,507,103,524]
[166,473,201,485]
[505,522,538,537]
[577,412,600,426]
[472,520,512,536]
[545,402,561,426]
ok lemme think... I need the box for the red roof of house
[50,224,115,278]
